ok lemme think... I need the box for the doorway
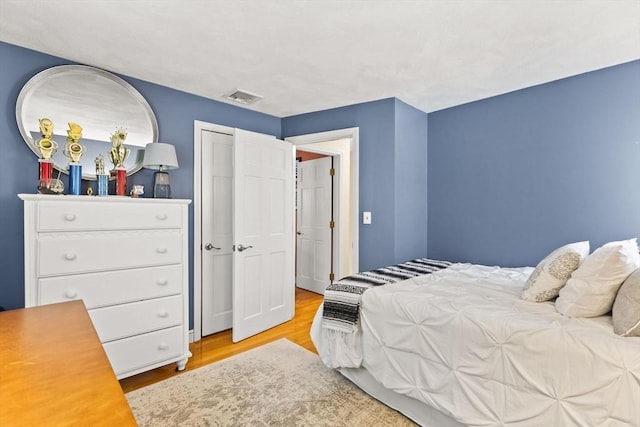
[296,153,334,294]
[287,128,360,283]
[193,124,360,342]
[194,121,295,342]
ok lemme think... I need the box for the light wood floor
[120,287,324,393]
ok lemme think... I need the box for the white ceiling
[1,0,639,117]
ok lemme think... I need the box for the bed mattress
[314,263,640,426]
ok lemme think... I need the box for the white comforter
[312,263,640,426]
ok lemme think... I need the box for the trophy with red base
[109,127,130,196]
[36,118,63,195]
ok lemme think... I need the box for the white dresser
[19,194,191,379]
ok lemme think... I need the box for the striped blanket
[321,258,452,334]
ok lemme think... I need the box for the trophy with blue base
[95,154,108,196]
[63,122,85,195]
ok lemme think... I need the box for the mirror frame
[16,65,159,180]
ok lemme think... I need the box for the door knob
[204,243,221,251]
[297,231,303,235]
[236,244,253,252]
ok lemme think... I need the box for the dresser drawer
[89,295,183,342]
[38,264,182,308]
[37,200,182,231]
[38,230,182,277]
[104,326,184,377]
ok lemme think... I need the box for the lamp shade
[142,143,179,171]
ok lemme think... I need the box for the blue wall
[427,60,640,267]
[0,41,281,318]
[394,99,428,262]
[282,99,430,270]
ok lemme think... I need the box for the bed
[310,248,640,426]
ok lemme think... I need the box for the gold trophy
[64,122,85,195]
[36,117,63,194]
[96,154,109,196]
[63,122,86,163]
[109,127,130,196]
[66,142,85,163]
[109,127,130,169]
[95,154,106,175]
[36,118,58,160]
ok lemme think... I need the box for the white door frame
[194,120,236,342]
[286,127,359,281]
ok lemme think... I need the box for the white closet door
[232,129,295,343]
[201,130,233,336]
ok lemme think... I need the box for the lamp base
[153,171,171,198]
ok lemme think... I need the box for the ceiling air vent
[223,89,263,105]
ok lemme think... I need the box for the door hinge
[329,272,335,282]
[329,168,335,176]
[329,220,335,229]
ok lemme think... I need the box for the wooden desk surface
[0,300,137,426]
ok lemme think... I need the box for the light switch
[363,211,372,224]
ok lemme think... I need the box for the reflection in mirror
[16,65,158,180]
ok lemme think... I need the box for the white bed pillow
[556,238,640,317]
[521,241,589,302]
[612,267,640,337]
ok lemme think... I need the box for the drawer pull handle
[158,311,169,318]
[66,289,78,298]
[156,213,168,221]
[64,214,76,221]
[157,279,169,286]
[158,343,169,351]
[156,247,168,254]
[64,253,77,261]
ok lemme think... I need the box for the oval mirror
[16,65,158,180]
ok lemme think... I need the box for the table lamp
[142,142,179,198]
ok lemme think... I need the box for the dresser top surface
[0,300,137,426]
[19,193,191,205]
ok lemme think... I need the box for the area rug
[126,339,416,426]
